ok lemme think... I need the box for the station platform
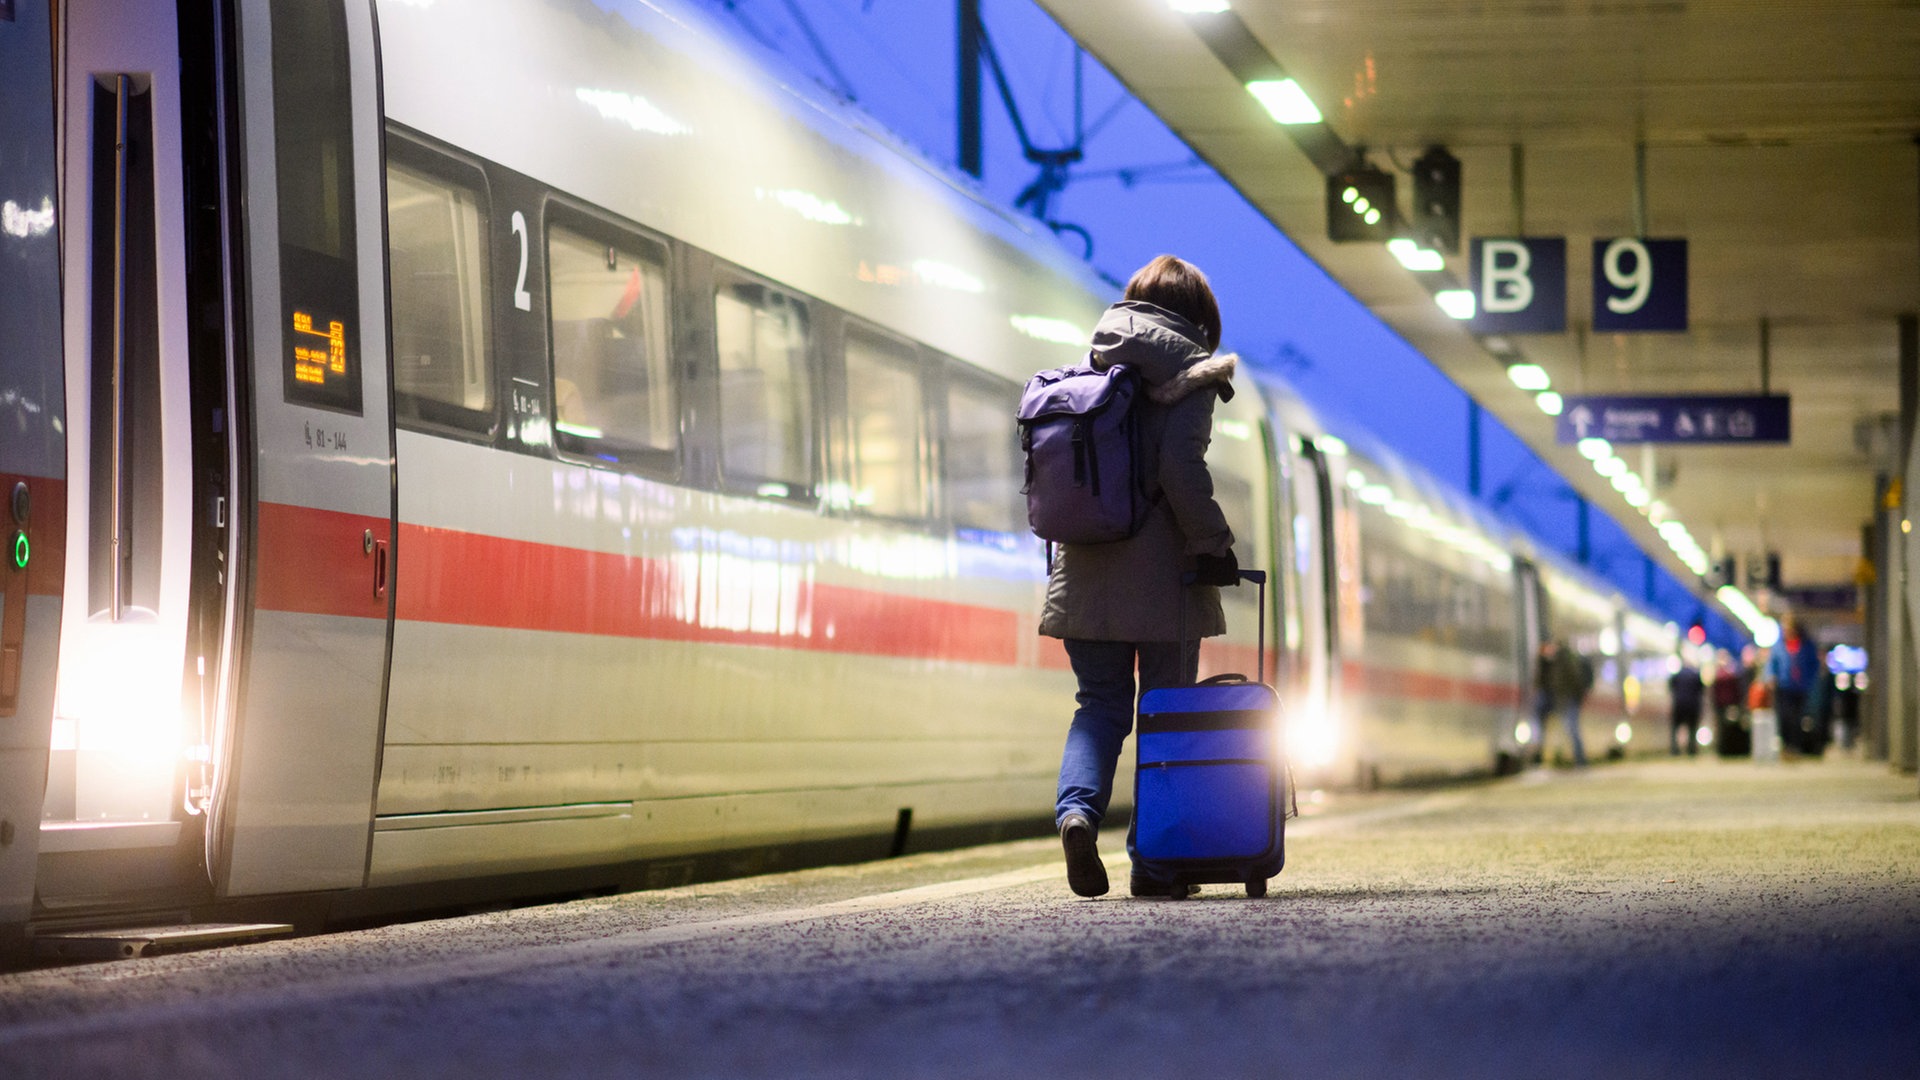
[0,755,1914,1079]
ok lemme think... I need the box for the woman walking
[1041,255,1240,898]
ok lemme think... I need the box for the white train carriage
[0,0,1683,952]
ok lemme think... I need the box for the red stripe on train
[393,523,1020,663]
[1341,659,1525,709]
[253,502,1556,699]
[254,503,1019,665]
[254,502,392,618]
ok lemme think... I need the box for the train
[0,0,1679,955]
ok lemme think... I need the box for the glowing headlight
[1287,707,1339,768]
[1614,722,1633,744]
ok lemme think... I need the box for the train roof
[377,0,1114,385]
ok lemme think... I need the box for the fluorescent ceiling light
[1577,437,1613,460]
[1387,238,1445,272]
[1505,363,1551,391]
[1625,489,1651,508]
[1435,290,1475,319]
[1169,0,1230,11]
[1315,434,1349,457]
[1595,456,1627,478]
[1535,391,1563,416]
[1358,484,1393,506]
[1245,79,1323,124]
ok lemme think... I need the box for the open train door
[215,0,396,897]
[1506,556,1545,768]
[0,0,66,958]
[42,0,273,917]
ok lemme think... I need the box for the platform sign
[1469,236,1565,333]
[1591,238,1687,332]
[1557,395,1790,445]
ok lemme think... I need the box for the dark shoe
[1059,813,1108,897]
[1129,873,1199,898]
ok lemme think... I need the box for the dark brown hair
[1123,255,1221,352]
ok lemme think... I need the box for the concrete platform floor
[1,756,1916,1079]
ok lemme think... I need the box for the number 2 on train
[510,210,532,312]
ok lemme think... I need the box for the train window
[547,221,674,462]
[715,277,813,499]
[271,0,361,414]
[945,376,1020,535]
[386,152,494,433]
[843,325,928,519]
[1214,472,1257,570]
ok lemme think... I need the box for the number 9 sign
[1592,237,1687,332]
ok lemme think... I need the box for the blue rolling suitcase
[1135,569,1289,899]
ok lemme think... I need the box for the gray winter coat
[1038,301,1237,643]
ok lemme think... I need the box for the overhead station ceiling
[1030,0,1920,614]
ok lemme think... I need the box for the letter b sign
[1469,237,1565,333]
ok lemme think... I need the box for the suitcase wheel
[1245,877,1268,899]
[1166,879,1190,901]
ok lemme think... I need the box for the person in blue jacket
[1768,617,1822,754]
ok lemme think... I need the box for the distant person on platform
[1040,255,1240,900]
[1769,617,1822,755]
[1530,640,1558,764]
[1668,657,1704,756]
[1547,638,1593,766]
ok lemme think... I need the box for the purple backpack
[1017,362,1149,544]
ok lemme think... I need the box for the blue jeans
[1056,639,1199,876]
[1562,701,1588,765]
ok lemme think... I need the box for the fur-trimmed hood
[1088,300,1236,404]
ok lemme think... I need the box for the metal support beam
[1760,317,1772,395]
[1467,399,1482,498]
[957,0,982,178]
[1897,314,1919,773]
[1868,518,1888,760]
[1632,141,1648,238]
[1510,143,1525,235]
[1576,495,1591,566]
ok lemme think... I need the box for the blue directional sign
[1591,238,1687,332]
[1469,236,1565,333]
[1557,395,1790,445]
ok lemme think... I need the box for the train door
[42,0,237,906]
[1288,439,1339,772]
[0,0,67,953]
[216,0,396,896]
[1507,557,1544,764]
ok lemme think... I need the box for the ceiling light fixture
[1435,290,1475,319]
[1387,238,1445,272]
[1505,363,1551,391]
[1245,79,1323,125]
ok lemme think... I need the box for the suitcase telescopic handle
[1178,568,1267,684]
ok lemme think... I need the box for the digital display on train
[281,301,360,413]
[291,310,347,387]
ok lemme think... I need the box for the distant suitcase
[1714,710,1751,758]
[1134,569,1289,899]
